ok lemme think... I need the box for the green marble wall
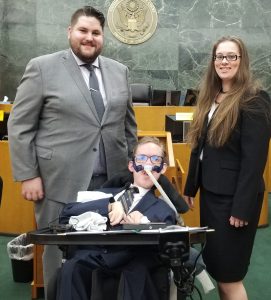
[0,0,271,101]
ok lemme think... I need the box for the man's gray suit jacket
[8,49,137,204]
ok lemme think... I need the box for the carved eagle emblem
[107,0,158,45]
[117,0,149,35]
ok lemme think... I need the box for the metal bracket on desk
[160,239,195,300]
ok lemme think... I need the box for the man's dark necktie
[84,64,106,177]
[119,187,139,214]
[84,64,105,121]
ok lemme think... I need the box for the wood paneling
[0,105,269,233]
[0,141,35,234]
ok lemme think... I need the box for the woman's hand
[184,195,195,210]
[229,216,248,227]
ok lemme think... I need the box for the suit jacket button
[93,148,97,152]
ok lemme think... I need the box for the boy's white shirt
[128,185,150,223]
[114,184,151,223]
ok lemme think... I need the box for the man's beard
[71,43,102,63]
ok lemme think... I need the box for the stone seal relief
[107,0,158,45]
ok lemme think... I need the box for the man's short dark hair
[70,6,105,29]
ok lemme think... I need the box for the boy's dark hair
[71,6,105,29]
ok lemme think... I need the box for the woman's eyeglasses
[214,54,241,61]
[134,154,163,165]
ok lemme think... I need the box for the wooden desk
[134,106,194,131]
[0,105,269,234]
[0,141,35,234]
[0,103,35,234]
[0,102,12,113]
[172,143,200,227]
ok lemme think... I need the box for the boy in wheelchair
[55,136,205,300]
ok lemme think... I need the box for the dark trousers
[56,248,162,300]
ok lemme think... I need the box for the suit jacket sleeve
[231,92,271,220]
[59,198,110,223]
[184,146,201,197]
[8,58,43,181]
[184,116,208,197]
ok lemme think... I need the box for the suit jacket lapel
[198,115,209,154]
[191,114,209,188]
[62,49,100,122]
[99,56,113,122]
[198,106,218,154]
[131,190,157,213]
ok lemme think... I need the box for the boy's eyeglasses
[134,154,163,165]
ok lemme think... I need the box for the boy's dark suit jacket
[184,91,271,221]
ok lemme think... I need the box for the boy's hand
[120,211,143,224]
[108,202,125,226]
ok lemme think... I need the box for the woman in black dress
[184,36,271,300]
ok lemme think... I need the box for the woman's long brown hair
[188,36,261,149]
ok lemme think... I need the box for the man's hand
[120,211,143,224]
[21,177,44,202]
[108,201,125,226]
[184,195,194,210]
[229,216,248,227]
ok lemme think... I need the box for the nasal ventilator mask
[132,158,183,225]
[132,161,164,173]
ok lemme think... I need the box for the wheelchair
[48,172,205,299]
